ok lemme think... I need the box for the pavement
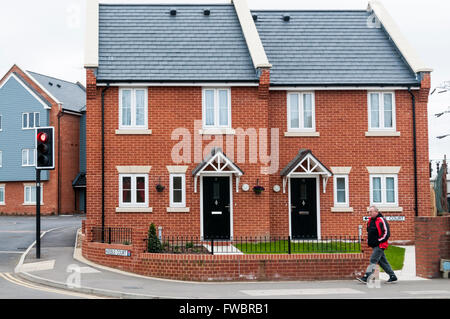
[13,227,450,299]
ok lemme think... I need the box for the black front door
[203,176,231,240]
[290,178,318,239]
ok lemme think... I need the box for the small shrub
[147,223,162,253]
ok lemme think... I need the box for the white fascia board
[97,82,259,87]
[367,1,433,73]
[270,86,420,91]
[232,0,271,69]
[85,0,99,68]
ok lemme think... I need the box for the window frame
[333,174,350,207]
[118,174,149,208]
[22,149,36,167]
[0,151,2,168]
[118,88,148,130]
[287,91,316,132]
[24,185,43,205]
[169,173,186,208]
[202,88,232,129]
[367,91,396,132]
[0,115,2,131]
[369,174,399,207]
[0,186,4,205]
[22,112,40,130]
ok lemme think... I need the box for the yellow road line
[0,272,104,299]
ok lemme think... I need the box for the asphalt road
[0,215,95,299]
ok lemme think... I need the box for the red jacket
[367,213,390,249]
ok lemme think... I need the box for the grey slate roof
[28,71,86,112]
[97,5,420,86]
[97,4,258,82]
[252,10,419,86]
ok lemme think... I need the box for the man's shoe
[356,275,369,284]
[386,275,398,284]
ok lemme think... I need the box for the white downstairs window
[0,185,4,205]
[370,174,398,207]
[24,185,43,205]
[170,174,186,208]
[333,175,349,208]
[119,174,149,208]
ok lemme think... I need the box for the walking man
[357,206,398,284]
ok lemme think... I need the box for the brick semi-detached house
[0,65,86,215]
[83,0,432,248]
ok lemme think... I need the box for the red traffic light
[37,132,49,143]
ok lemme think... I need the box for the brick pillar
[416,72,432,217]
[85,69,102,226]
[258,67,271,237]
[415,216,450,278]
[258,68,270,100]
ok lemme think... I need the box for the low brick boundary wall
[415,215,450,278]
[82,237,370,282]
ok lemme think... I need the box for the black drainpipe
[101,84,110,242]
[408,87,419,217]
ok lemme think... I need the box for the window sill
[199,128,235,135]
[365,131,400,137]
[284,132,320,137]
[116,207,153,213]
[331,207,354,213]
[23,203,44,206]
[367,206,403,212]
[115,129,152,135]
[166,207,190,213]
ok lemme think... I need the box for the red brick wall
[85,70,431,245]
[415,215,450,278]
[81,236,370,282]
[0,181,56,215]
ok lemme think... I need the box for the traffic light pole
[36,169,41,259]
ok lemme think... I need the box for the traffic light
[36,127,55,170]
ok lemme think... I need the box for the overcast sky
[0,0,448,162]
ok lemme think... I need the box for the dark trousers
[365,246,395,277]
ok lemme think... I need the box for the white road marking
[0,251,25,254]
[241,288,365,296]
[78,267,101,274]
[19,260,55,273]
[0,272,103,299]
[403,290,450,295]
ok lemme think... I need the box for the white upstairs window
[119,88,148,129]
[368,92,396,131]
[202,88,231,129]
[22,149,36,167]
[22,112,40,129]
[287,92,315,132]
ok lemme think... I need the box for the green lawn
[234,240,361,254]
[383,246,406,271]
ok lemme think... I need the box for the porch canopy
[280,149,333,193]
[192,147,244,193]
